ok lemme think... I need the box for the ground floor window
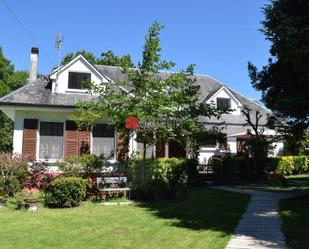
[92,124,115,160]
[136,133,155,159]
[39,122,64,159]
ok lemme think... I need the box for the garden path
[214,186,291,249]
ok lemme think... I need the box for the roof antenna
[55,33,64,93]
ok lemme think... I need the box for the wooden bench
[97,177,130,199]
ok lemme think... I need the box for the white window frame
[37,120,65,162]
[90,123,117,162]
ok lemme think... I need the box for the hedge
[45,177,87,208]
[122,158,197,200]
[276,156,309,176]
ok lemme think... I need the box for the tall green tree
[0,48,28,152]
[61,49,134,68]
[71,22,223,160]
[61,50,97,65]
[97,50,134,67]
[248,0,309,141]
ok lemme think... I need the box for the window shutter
[64,121,90,157]
[22,119,38,160]
[78,130,90,155]
[64,121,78,156]
[116,131,129,161]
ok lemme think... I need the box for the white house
[0,48,283,167]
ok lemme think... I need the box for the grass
[280,195,309,249]
[0,189,250,249]
[235,174,309,194]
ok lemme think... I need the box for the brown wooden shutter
[64,121,78,157]
[116,131,129,161]
[22,119,38,160]
[78,130,90,155]
[64,121,90,157]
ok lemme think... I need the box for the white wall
[13,109,136,163]
[207,87,242,115]
[50,57,108,94]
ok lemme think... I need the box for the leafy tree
[61,49,134,68]
[0,47,14,96]
[0,48,28,152]
[283,131,309,155]
[241,106,282,178]
[61,50,97,65]
[7,70,28,90]
[97,50,134,67]
[248,0,309,141]
[71,22,223,162]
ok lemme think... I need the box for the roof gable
[205,85,243,107]
[50,54,109,82]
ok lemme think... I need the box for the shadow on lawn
[136,188,250,233]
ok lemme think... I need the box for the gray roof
[0,65,270,124]
[0,77,97,108]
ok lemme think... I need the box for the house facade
[0,48,283,169]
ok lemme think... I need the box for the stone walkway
[214,186,291,249]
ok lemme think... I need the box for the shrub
[0,153,29,198]
[8,190,42,210]
[23,161,49,190]
[212,156,242,184]
[126,158,194,199]
[59,154,101,177]
[276,156,308,176]
[45,177,87,208]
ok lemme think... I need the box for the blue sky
[0,0,270,100]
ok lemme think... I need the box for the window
[39,122,64,159]
[136,133,155,158]
[92,124,115,160]
[217,98,231,109]
[68,72,91,89]
[201,138,217,148]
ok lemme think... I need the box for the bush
[45,177,86,208]
[0,153,29,198]
[7,190,42,210]
[126,158,194,200]
[276,156,308,176]
[59,154,101,177]
[23,161,49,190]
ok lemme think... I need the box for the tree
[248,0,309,141]
[61,50,97,65]
[61,49,134,68]
[241,106,281,178]
[0,48,28,152]
[71,22,223,161]
[283,131,309,155]
[97,50,134,67]
[0,47,14,96]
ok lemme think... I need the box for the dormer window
[68,72,91,89]
[217,97,231,109]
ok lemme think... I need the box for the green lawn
[0,189,250,249]
[236,174,309,193]
[280,195,309,249]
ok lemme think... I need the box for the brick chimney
[29,47,39,82]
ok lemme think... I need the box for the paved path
[214,186,291,249]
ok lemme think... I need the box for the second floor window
[68,72,91,89]
[217,97,231,109]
